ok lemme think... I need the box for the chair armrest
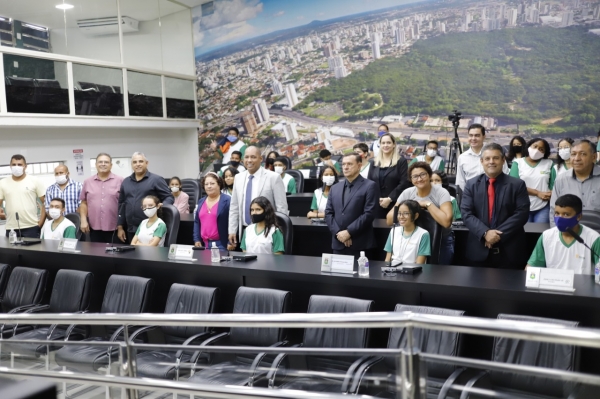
[60,311,89,341]
[267,343,303,388]
[129,326,157,342]
[8,304,41,313]
[24,304,50,313]
[458,371,489,399]
[437,368,471,399]
[346,355,384,394]
[110,326,126,342]
[190,332,230,367]
[248,340,288,387]
[176,331,214,360]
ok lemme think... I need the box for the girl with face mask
[509,138,555,223]
[307,166,338,219]
[169,177,189,215]
[506,136,526,168]
[131,196,167,247]
[553,138,574,177]
[240,196,285,254]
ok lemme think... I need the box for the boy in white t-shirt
[527,194,600,275]
[41,198,77,240]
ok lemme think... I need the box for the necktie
[244,175,254,225]
[488,178,496,225]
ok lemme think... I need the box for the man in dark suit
[461,143,530,269]
[325,153,380,257]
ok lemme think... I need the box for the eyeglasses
[397,212,412,217]
[410,172,428,181]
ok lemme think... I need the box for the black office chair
[0,264,13,301]
[64,213,82,240]
[285,170,304,194]
[161,204,180,247]
[267,295,373,393]
[181,178,200,213]
[349,304,465,397]
[4,270,93,359]
[581,211,600,233]
[282,156,292,170]
[275,212,293,254]
[415,210,443,265]
[187,287,291,387]
[54,275,154,375]
[455,185,463,208]
[442,314,580,399]
[446,183,457,199]
[135,283,219,380]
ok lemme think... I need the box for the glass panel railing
[3,53,69,114]
[127,70,163,117]
[165,76,195,119]
[73,63,123,116]
[121,0,162,71]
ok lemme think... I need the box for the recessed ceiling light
[55,4,74,10]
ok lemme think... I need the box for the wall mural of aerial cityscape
[193,0,600,169]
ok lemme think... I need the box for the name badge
[525,267,575,292]
[58,238,79,253]
[168,244,196,261]
[321,253,355,274]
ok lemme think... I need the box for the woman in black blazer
[368,133,410,219]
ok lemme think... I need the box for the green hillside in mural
[300,26,600,133]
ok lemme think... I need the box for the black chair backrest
[581,211,600,233]
[181,179,200,213]
[285,170,304,193]
[101,275,154,335]
[455,185,463,208]
[282,156,292,170]
[387,304,464,378]
[446,184,457,199]
[64,213,82,240]
[1,267,48,312]
[275,212,293,254]
[415,210,443,264]
[230,287,291,347]
[162,283,219,344]
[0,264,13,301]
[49,270,93,313]
[491,314,579,397]
[161,204,180,247]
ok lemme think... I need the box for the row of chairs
[0,267,590,398]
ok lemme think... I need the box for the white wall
[0,127,199,181]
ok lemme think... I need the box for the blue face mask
[227,135,238,143]
[554,214,580,232]
[378,131,386,137]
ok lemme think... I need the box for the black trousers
[468,248,524,270]
[89,228,117,244]
[333,247,375,259]
[5,226,40,238]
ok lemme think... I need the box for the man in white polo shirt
[455,124,509,190]
[527,194,600,275]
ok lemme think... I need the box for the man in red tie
[460,143,530,269]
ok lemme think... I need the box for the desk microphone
[15,212,23,244]
[566,228,600,269]
[383,206,403,273]
[106,214,121,252]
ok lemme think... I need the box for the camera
[448,110,462,124]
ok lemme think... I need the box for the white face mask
[170,186,180,193]
[558,148,571,160]
[528,147,544,161]
[49,208,62,220]
[322,176,335,186]
[426,149,437,158]
[274,166,284,174]
[55,174,68,185]
[11,166,24,177]
[143,207,157,218]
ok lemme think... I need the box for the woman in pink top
[193,173,232,250]
[169,177,189,215]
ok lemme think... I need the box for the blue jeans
[528,204,550,223]
[439,231,455,265]
[207,239,226,250]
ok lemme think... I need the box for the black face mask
[251,213,266,224]
[230,161,240,168]
[513,146,522,154]
[226,183,234,189]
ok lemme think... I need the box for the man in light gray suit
[228,146,289,245]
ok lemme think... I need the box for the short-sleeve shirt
[80,173,124,231]
[241,224,285,254]
[509,158,555,211]
[553,163,571,177]
[135,218,167,247]
[45,179,83,214]
[41,217,76,240]
[384,226,431,264]
[527,225,600,275]
[311,188,328,213]
[451,197,461,221]
[397,184,452,235]
[282,174,297,194]
[0,175,46,230]
[410,155,445,171]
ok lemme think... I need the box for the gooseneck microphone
[383,205,403,273]
[566,228,600,270]
[15,212,23,244]
[106,214,120,251]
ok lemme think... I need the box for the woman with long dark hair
[241,196,285,254]
[554,137,574,177]
[506,136,526,168]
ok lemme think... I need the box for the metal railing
[0,311,599,399]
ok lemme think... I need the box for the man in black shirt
[117,152,174,243]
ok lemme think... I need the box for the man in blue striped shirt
[45,165,82,215]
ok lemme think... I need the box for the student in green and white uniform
[509,138,555,223]
[241,196,285,254]
[217,151,246,177]
[527,194,600,275]
[273,157,296,194]
[409,140,445,172]
[431,171,461,221]
[131,195,167,247]
[385,200,431,265]
[553,138,573,177]
[317,149,342,174]
[40,198,77,239]
[307,166,338,219]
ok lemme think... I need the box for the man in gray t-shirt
[397,183,452,209]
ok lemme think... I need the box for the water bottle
[211,242,220,263]
[358,251,369,277]
[595,264,600,285]
[8,229,16,244]
[316,165,321,178]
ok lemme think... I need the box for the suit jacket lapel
[342,178,362,211]
[256,168,267,196]
[494,175,507,226]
